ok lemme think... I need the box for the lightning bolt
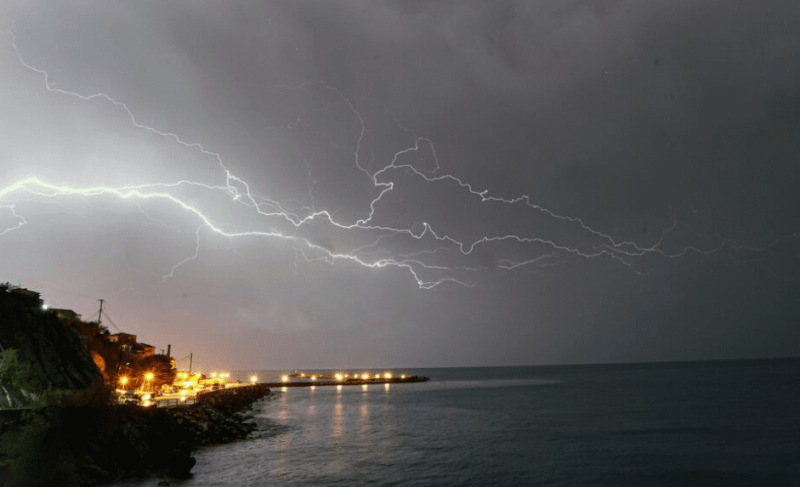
[0,205,27,236]
[0,31,786,292]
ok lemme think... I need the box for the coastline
[0,385,272,487]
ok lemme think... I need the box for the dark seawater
[115,359,800,486]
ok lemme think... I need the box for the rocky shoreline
[0,385,272,487]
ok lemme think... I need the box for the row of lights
[281,372,407,382]
[118,373,154,388]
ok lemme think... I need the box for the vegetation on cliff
[0,284,100,407]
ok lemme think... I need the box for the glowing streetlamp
[211,372,217,378]
[250,375,257,384]
[335,374,343,381]
[281,375,289,382]
[144,373,154,392]
[311,375,317,381]
[384,372,392,379]
[120,377,128,389]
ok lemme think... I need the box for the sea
[115,358,800,486]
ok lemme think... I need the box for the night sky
[2,1,799,372]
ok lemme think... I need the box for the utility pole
[189,353,192,374]
[97,299,104,327]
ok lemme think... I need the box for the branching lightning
[0,30,782,291]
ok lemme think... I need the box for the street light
[120,377,128,390]
[250,375,257,384]
[145,373,154,392]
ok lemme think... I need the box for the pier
[263,375,429,388]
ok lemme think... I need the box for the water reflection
[332,401,344,438]
[384,383,390,393]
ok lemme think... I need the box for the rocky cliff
[0,286,100,406]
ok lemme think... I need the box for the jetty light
[250,376,257,384]
[374,374,380,379]
[384,373,392,379]
[335,374,343,380]
[401,375,406,379]
[344,374,348,378]
[300,373,305,377]
[282,375,289,382]
[311,375,317,381]
[362,373,369,380]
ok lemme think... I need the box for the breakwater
[260,375,429,388]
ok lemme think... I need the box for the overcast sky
[2,1,799,371]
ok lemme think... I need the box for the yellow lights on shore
[335,374,343,380]
[401,375,406,379]
[344,374,348,378]
[281,375,289,382]
[250,376,258,384]
[300,373,305,377]
[180,389,187,396]
[374,374,380,379]
[384,372,392,379]
[362,373,369,380]
[311,375,317,381]
[145,373,154,381]
[142,394,151,401]
[120,377,128,387]
[211,372,217,378]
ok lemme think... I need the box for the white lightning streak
[1,30,775,292]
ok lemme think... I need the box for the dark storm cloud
[1,0,799,368]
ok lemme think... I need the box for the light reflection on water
[111,363,800,487]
